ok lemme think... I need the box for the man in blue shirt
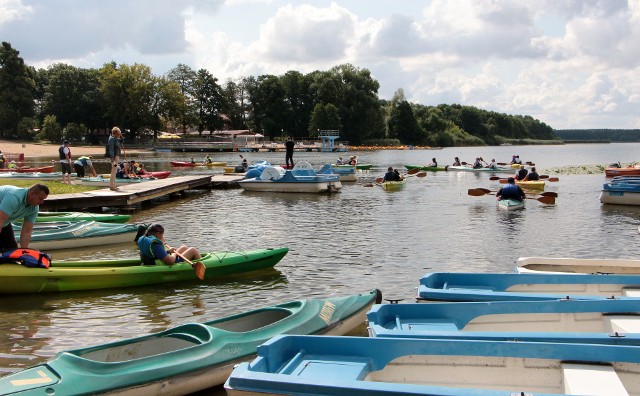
[0,184,49,250]
[496,177,525,202]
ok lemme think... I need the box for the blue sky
[1,0,638,130]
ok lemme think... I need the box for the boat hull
[0,247,289,293]
[515,179,545,190]
[367,299,640,344]
[605,166,640,177]
[497,198,524,210]
[378,179,406,191]
[404,164,448,172]
[449,165,509,173]
[33,211,131,223]
[516,256,640,274]
[225,335,640,396]
[0,290,381,395]
[239,180,341,193]
[600,189,640,205]
[14,221,141,250]
[333,163,372,170]
[417,272,640,301]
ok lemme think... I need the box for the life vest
[0,248,51,268]
[500,184,521,200]
[59,145,71,160]
[76,156,90,166]
[137,235,163,266]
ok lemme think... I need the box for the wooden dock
[40,175,214,211]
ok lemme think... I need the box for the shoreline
[0,140,149,158]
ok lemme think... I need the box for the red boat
[140,171,171,179]
[605,164,640,177]
[170,161,197,167]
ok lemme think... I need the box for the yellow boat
[378,179,407,191]
[516,179,545,190]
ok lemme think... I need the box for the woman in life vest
[137,224,201,266]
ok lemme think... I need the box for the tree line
[555,129,640,142]
[0,41,557,146]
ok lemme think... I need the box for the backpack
[0,248,52,268]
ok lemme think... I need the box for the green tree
[16,117,37,140]
[308,103,342,136]
[39,114,62,143]
[249,75,291,137]
[64,122,86,142]
[193,69,226,135]
[0,42,36,138]
[222,79,246,130]
[281,70,314,136]
[166,64,197,134]
[388,100,425,145]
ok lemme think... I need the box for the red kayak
[170,161,197,167]
[140,171,171,179]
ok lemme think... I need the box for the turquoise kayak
[33,211,131,223]
[0,247,289,293]
[497,198,525,211]
[449,165,510,173]
[0,289,381,395]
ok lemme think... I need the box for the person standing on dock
[0,183,49,250]
[285,136,295,168]
[58,140,72,184]
[108,127,123,191]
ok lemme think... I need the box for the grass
[0,180,101,194]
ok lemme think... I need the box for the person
[526,167,540,181]
[496,177,525,202]
[486,158,497,169]
[472,157,483,169]
[452,157,461,166]
[427,158,437,167]
[348,155,358,165]
[515,166,528,181]
[203,155,213,164]
[383,167,396,182]
[137,223,201,266]
[514,155,523,165]
[241,158,248,169]
[336,157,345,165]
[108,127,123,191]
[73,155,97,178]
[0,151,4,169]
[285,136,295,168]
[394,169,403,181]
[58,140,72,184]
[7,160,17,169]
[0,183,49,250]
[510,155,518,165]
[190,157,196,164]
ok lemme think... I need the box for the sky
[2,0,639,130]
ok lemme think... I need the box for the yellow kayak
[378,179,407,191]
[516,179,545,190]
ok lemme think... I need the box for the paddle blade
[415,172,427,178]
[548,177,559,182]
[489,176,501,181]
[407,168,420,175]
[537,196,555,205]
[540,192,558,198]
[499,179,508,184]
[193,262,206,280]
[477,188,492,194]
[497,162,507,166]
[468,188,488,196]
[375,177,384,183]
[363,183,375,187]
[539,175,549,179]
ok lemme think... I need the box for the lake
[1,142,639,393]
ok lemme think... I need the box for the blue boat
[600,177,640,205]
[238,162,342,193]
[317,163,357,181]
[367,299,640,344]
[225,335,640,395]
[417,272,640,301]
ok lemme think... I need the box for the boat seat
[562,363,629,396]
[622,288,640,298]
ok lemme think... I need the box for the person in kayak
[137,223,201,266]
[452,157,461,166]
[496,177,525,202]
[427,158,437,167]
[0,183,49,250]
[203,155,213,164]
[515,166,529,181]
[472,158,483,169]
[486,158,497,169]
[526,167,540,181]
[383,167,397,182]
[394,169,403,181]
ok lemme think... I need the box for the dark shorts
[0,224,18,251]
[60,162,72,174]
[73,163,85,178]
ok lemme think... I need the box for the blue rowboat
[0,290,381,395]
[367,299,640,344]
[225,335,640,396]
[417,272,640,302]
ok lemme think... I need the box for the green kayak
[404,164,449,172]
[0,289,381,395]
[333,163,373,170]
[0,247,288,293]
[35,211,131,223]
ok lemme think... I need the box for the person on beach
[496,177,525,202]
[285,136,295,168]
[137,223,201,266]
[73,155,97,178]
[108,127,123,191]
[0,184,49,250]
[58,140,72,184]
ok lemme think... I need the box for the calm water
[1,143,639,392]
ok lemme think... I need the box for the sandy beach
[0,140,148,158]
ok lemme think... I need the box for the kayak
[0,165,55,173]
[449,165,510,173]
[404,164,448,172]
[0,247,289,293]
[14,221,143,251]
[33,211,131,223]
[99,171,171,179]
[378,179,406,191]
[497,198,524,210]
[0,289,380,395]
[170,161,226,167]
[333,163,373,170]
[515,179,545,189]
[77,176,156,186]
[0,171,76,180]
